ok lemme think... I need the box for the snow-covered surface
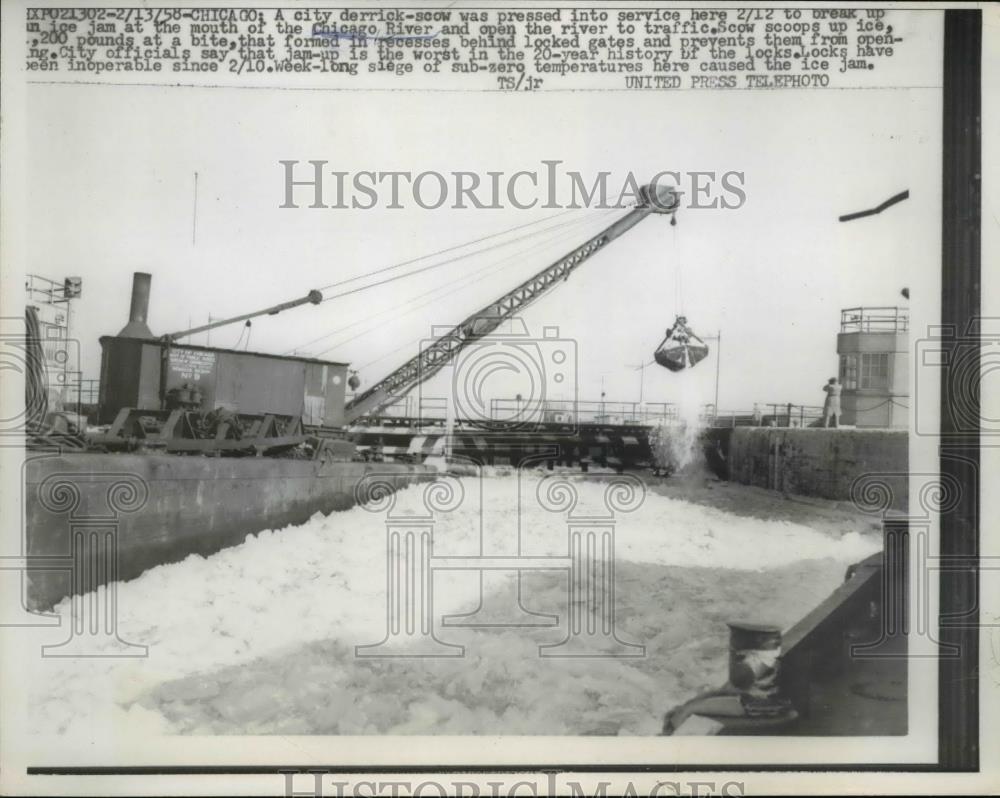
[29,472,880,736]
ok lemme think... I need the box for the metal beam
[165,290,323,342]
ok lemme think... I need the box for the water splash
[649,370,705,474]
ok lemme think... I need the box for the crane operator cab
[654,315,710,372]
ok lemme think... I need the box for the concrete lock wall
[24,454,437,611]
[723,428,908,510]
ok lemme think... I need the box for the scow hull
[22,453,436,611]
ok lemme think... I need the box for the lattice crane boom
[343,183,679,424]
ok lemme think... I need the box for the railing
[489,398,679,426]
[26,274,80,305]
[26,274,64,305]
[707,404,826,428]
[348,394,449,422]
[66,379,100,407]
[840,306,909,333]
[352,396,682,426]
[354,396,829,429]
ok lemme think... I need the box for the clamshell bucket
[654,316,710,372]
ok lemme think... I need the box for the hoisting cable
[672,217,684,314]
[310,207,625,359]
[291,206,623,356]
[314,207,619,306]
[24,307,48,434]
[314,206,584,294]
[348,207,633,373]
[653,219,710,372]
[289,207,614,352]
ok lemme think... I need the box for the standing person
[752,403,762,426]
[822,377,842,428]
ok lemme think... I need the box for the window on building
[840,354,858,390]
[860,353,890,390]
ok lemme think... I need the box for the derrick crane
[164,290,324,342]
[343,183,682,425]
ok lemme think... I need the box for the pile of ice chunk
[27,472,879,737]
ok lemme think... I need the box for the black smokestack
[118,272,154,338]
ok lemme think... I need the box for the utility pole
[714,329,721,415]
[628,361,649,423]
[628,362,648,405]
[699,330,722,422]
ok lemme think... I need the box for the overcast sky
[27,18,941,413]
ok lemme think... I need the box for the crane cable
[313,207,620,307]
[313,207,625,360]
[349,207,630,373]
[672,218,684,314]
[314,206,584,294]
[285,206,624,353]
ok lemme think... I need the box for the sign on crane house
[25,274,82,413]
